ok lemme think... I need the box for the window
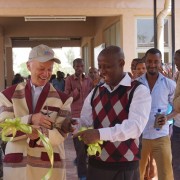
[136,17,171,63]
[104,21,120,47]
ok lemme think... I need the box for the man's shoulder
[1,84,18,102]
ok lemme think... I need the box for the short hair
[145,48,162,58]
[98,45,125,60]
[135,60,145,69]
[73,58,84,66]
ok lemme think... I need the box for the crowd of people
[0,44,180,180]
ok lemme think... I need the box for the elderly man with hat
[0,44,74,180]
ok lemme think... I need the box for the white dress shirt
[31,82,44,112]
[80,73,152,142]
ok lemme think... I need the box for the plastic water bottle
[154,109,161,131]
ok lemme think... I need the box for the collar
[102,73,132,91]
[139,72,165,82]
[30,81,44,91]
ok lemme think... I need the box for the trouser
[73,137,87,178]
[140,136,173,180]
[171,125,180,180]
[87,163,140,180]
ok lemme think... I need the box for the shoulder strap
[127,80,142,111]
[90,83,104,106]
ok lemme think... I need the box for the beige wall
[0,27,5,91]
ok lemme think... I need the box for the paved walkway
[64,135,78,180]
[64,135,158,180]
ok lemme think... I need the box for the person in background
[88,67,102,87]
[138,48,176,180]
[135,60,146,78]
[172,49,180,180]
[130,58,142,79]
[74,46,151,180]
[64,58,93,180]
[52,71,65,92]
[0,44,75,180]
[49,74,56,83]
[12,73,24,85]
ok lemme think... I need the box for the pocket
[3,153,23,163]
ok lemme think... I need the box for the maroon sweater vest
[89,80,142,170]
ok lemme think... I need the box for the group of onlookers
[0,44,180,180]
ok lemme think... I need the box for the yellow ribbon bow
[78,127,103,156]
[0,118,53,180]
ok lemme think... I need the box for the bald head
[98,46,125,61]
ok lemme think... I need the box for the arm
[174,76,180,112]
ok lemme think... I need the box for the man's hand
[27,127,39,140]
[73,129,100,144]
[61,118,78,134]
[31,113,54,129]
[157,114,167,127]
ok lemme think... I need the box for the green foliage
[18,62,30,77]
[65,48,75,66]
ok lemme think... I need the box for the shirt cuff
[99,127,112,141]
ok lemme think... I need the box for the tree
[65,48,75,66]
[18,62,30,77]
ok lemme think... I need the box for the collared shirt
[30,82,44,112]
[80,73,151,142]
[138,73,176,139]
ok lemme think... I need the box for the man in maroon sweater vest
[74,46,151,180]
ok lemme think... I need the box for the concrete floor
[64,134,78,180]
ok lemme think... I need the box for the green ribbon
[78,127,103,156]
[0,118,53,180]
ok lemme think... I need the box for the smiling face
[145,53,161,76]
[135,62,147,77]
[73,59,84,77]
[98,54,124,88]
[27,60,54,86]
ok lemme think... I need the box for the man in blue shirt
[138,48,176,180]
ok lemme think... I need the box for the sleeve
[0,92,32,142]
[99,85,152,142]
[80,89,94,127]
[174,76,180,112]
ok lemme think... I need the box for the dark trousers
[171,125,180,180]
[87,163,140,180]
[73,137,87,178]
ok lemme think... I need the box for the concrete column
[0,27,5,91]
[5,47,13,87]
[121,12,136,72]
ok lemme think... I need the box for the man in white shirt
[74,45,151,180]
[138,48,176,180]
